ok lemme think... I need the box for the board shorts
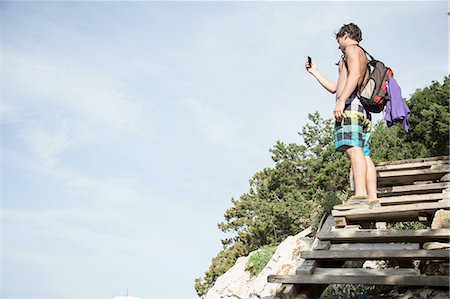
[334,95,372,156]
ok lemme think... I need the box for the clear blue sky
[2,1,448,298]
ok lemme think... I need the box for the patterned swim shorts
[334,96,372,156]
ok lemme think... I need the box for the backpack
[355,46,394,113]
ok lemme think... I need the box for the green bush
[388,221,427,230]
[245,246,277,276]
[309,191,347,234]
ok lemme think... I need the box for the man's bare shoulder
[345,45,367,67]
[345,45,364,57]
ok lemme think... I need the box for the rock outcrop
[205,228,313,299]
[431,209,450,229]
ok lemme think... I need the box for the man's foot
[334,195,370,210]
[369,199,381,208]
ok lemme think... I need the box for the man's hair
[336,23,363,42]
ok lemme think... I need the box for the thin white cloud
[4,49,158,169]
[4,50,151,134]
[184,96,238,145]
[20,124,72,167]
[8,147,148,205]
[67,174,146,204]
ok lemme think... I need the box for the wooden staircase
[267,156,450,299]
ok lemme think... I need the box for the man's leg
[346,146,368,196]
[365,156,377,200]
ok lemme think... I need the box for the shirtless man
[305,23,377,206]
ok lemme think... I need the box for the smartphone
[307,56,312,65]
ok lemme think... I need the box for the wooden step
[267,274,449,287]
[329,243,420,251]
[380,193,449,205]
[375,156,449,167]
[313,268,420,276]
[317,229,450,243]
[332,200,450,222]
[300,250,449,260]
[377,182,450,198]
[376,159,448,172]
[333,193,448,211]
[377,166,449,187]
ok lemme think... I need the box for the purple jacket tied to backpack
[385,77,410,133]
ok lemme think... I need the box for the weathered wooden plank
[343,225,362,230]
[300,250,449,260]
[317,229,450,243]
[321,215,334,231]
[313,268,420,276]
[334,217,347,228]
[296,260,320,275]
[377,167,449,187]
[312,215,333,250]
[332,201,450,222]
[377,182,450,197]
[333,203,365,211]
[276,284,298,299]
[378,167,449,179]
[313,240,331,251]
[267,274,449,287]
[295,216,331,277]
[375,156,449,167]
[376,160,448,172]
[380,193,449,205]
[329,243,420,251]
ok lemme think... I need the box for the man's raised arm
[305,60,337,94]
